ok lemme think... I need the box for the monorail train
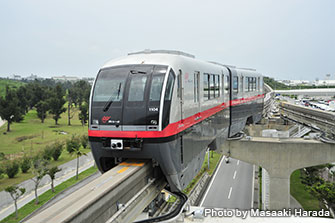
[88,50,264,192]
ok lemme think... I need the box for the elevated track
[24,160,166,223]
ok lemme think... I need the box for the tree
[48,85,66,125]
[309,182,335,209]
[67,88,76,126]
[36,100,49,123]
[66,135,87,180]
[5,185,25,219]
[73,80,91,106]
[0,86,24,131]
[5,159,19,178]
[16,85,29,114]
[31,157,48,204]
[79,103,89,126]
[46,166,61,193]
[20,155,31,173]
[51,142,63,161]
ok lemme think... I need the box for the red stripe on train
[88,94,264,138]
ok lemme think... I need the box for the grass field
[0,108,87,156]
[290,169,324,211]
[0,107,89,191]
[0,79,26,98]
[1,166,98,223]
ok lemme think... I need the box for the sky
[0,0,334,81]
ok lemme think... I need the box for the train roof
[101,49,261,76]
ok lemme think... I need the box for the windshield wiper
[103,83,122,112]
[130,70,146,74]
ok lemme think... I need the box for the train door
[122,65,153,129]
[178,69,184,121]
[194,71,200,112]
[121,65,167,130]
[228,68,239,137]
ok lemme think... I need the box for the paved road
[200,157,254,210]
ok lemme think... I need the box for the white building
[313,79,335,86]
[52,75,80,82]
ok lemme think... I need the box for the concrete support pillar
[268,174,290,210]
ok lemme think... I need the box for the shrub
[80,135,89,149]
[20,156,32,173]
[0,152,6,161]
[5,160,20,178]
[66,135,81,154]
[52,142,63,161]
[0,165,4,179]
[43,145,53,161]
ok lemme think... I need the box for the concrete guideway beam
[220,137,335,210]
[25,160,156,223]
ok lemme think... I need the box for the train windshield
[92,67,128,102]
[91,65,171,127]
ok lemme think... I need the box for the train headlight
[93,119,99,125]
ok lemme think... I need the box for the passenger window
[203,74,210,100]
[215,75,220,97]
[210,75,215,99]
[149,74,164,101]
[194,71,200,102]
[128,75,147,101]
[233,76,239,93]
[164,70,175,101]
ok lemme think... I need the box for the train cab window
[203,74,210,100]
[128,75,147,101]
[92,67,127,102]
[149,74,164,101]
[233,76,239,93]
[164,70,175,101]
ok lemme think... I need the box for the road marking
[233,170,237,179]
[117,167,129,173]
[251,165,255,208]
[119,161,145,167]
[199,155,225,207]
[228,187,232,199]
[237,160,240,165]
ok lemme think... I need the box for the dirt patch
[16,135,38,142]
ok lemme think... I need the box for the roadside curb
[191,155,223,206]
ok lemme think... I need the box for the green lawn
[0,108,87,156]
[1,166,98,223]
[0,79,26,98]
[0,107,89,191]
[290,170,323,211]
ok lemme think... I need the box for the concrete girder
[219,137,335,210]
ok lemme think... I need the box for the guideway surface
[220,137,335,210]
[25,160,155,223]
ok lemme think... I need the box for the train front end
[88,64,185,190]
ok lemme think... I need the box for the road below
[200,157,254,210]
